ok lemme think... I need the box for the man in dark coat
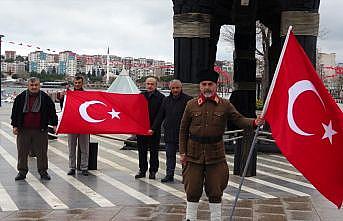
[151,79,192,182]
[11,77,58,181]
[135,77,165,180]
[179,69,264,221]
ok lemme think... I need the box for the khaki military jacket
[179,97,254,164]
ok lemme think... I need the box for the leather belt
[189,134,222,144]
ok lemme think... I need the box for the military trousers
[183,161,229,203]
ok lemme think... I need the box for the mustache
[203,90,213,98]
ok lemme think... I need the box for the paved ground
[0,103,342,220]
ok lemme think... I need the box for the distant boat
[41,81,68,88]
[2,96,15,103]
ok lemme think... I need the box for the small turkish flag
[264,30,343,208]
[57,91,150,135]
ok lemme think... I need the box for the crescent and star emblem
[287,80,337,144]
[79,100,120,123]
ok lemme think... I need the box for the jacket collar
[169,91,183,100]
[197,93,220,106]
[147,89,158,97]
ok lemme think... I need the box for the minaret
[106,46,110,84]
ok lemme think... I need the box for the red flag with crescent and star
[263,31,343,208]
[57,91,150,135]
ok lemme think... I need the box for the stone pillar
[173,0,222,96]
[230,23,257,177]
[280,0,320,66]
[229,0,258,177]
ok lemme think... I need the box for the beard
[203,91,213,98]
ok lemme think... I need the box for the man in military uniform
[179,69,264,221]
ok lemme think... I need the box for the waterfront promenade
[0,103,342,220]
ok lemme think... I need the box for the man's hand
[180,153,187,166]
[53,126,57,133]
[254,116,265,127]
[148,129,153,135]
[13,127,18,135]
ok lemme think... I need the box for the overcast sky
[1,0,342,63]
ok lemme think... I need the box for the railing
[49,124,276,144]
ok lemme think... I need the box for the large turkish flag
[57,91,150,135]
[264,31,343,208]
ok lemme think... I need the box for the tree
[136,76,149,83]
[257,23,272,103]
[52,66,57,75]
[15,55,25,62]
[160,75,174,82]
[101,69,105,76]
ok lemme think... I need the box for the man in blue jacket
[11,77,57,181]
[152,79,192,182]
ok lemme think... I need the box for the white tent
[106,69,140,94]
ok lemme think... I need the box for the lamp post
[0,34,5,107]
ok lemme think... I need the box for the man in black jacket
[11,77,58,181]
[152,79,192,182]
[135,77,165,180]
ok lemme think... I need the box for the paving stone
[255,198,282,205]
[235,200,254,208]
[151,213,184,221]
[254,204,285,214]
[282,196,311,203]
[283,201,313,211]
[4,210,52,219]
[256,213,287,221]
[225,207,253,218]
[75,207,122,220]
[285,210,317,220]
[38,215,77,221]
[0,212,14,219]
[228,217,252,221]
[112,206,155,220]
[157,204,186,214]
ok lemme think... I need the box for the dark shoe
[15,173,26,181]
[149,172,156,180]
[81,170,89,176]
[161,175,174,183]
[134,171,146,179]
[40,172,51,180]
[67,169,75,175]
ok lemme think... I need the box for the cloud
[1,0,342,63]
[1,0,174,61]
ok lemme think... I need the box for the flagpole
[229,126,260,221]
[261,26,293,117]
[229,26,293,221]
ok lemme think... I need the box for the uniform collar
[197,93,220,106]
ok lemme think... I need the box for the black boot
[81,170,89,176]
[134,171,146,179]
[161,175,174,183]
[40,172,51,180]
[149,172,156,180]
[67,169,75,175]
[15,173,26,181]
